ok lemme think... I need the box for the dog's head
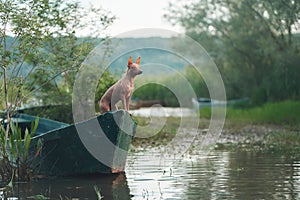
[127,56,143,76]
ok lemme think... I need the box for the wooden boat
[4,110,136,176]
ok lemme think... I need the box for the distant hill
[5,36,188,77]
[97,37,188,76]
[6,33,300,77]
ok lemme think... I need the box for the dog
[99,56,142,114]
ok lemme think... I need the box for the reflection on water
[177,151,300,200]
[6,150,300,199]
[125,149,300,200]
[9,173,130,199]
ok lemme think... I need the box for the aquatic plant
[94,185,104,200]
[0,117,39,186]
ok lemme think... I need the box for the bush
[251,87,268,106]
[133,83,179,107]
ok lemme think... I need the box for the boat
[3,110,136,176]
[192,97,249,109]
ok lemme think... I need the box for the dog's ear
[128,56,133,67]
[135,56,141,65]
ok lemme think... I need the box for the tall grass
[200,101,300,125]
[0,117,39,186]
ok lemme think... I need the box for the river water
[6,148,300,199]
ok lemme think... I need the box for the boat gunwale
[6,110,136,140]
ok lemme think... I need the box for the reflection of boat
[11,173,131,199]
[3,110,136,176]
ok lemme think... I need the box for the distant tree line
[133,66,209,107]
[165,0,300,105]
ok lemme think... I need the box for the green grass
[202,101,300,155]
[200,100,300,126]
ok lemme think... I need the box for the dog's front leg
[121,96,127,110]
[126,97,130,111]
[111,104,118,111]
[111,95,118,111]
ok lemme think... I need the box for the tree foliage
[133,67,209,107]
[0,0,116,184]
[165,0,300,103]
[1,0,115,110]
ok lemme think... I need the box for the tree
[165,0,300,102]
[0,0,115,184]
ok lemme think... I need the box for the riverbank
[132,116,299,142]
[132,101,300,157]
[132,116,300,158]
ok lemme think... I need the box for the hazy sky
[80,0,183,36]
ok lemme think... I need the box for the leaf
[9,121,22,158]
[9,132,17,158]
[30,117,39,137]
[7,169,14,188]
[16,123,22,141]
[34,138,43,158]
[10,122,17,138]
[24,128,31,161]
[27,194,50,200]
[15,125,23,158]
[0,125,6,146]
[94,185,104,200]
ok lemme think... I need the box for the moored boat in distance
[192,97,249,110]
